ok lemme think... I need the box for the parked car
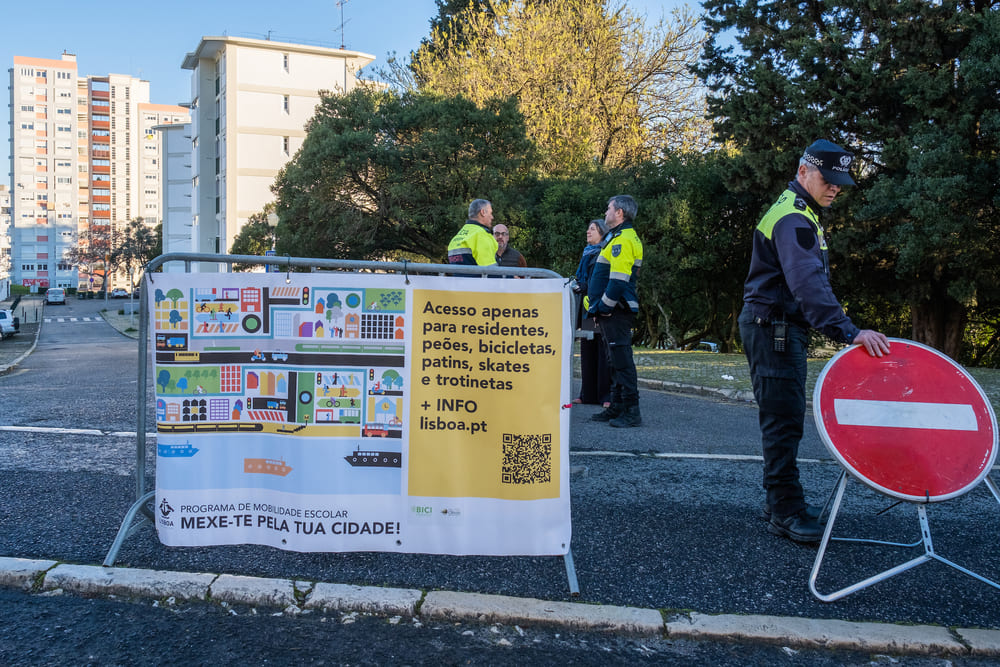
[0,310,19,339]
[111,288,129,298]
[45,287,66,305]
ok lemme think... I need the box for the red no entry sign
[814,338,998,502]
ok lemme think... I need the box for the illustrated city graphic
[152,281,407,480]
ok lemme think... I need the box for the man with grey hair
[448,199,498,266]
[740,139,890,543]
[586,195,644,428]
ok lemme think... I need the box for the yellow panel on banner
[145,270,572,557]
[408,289,562,501]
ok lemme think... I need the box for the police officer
[448,199,498,267]
[587,195,643,428]
[739,140,890,543]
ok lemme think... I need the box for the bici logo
[411,505,433,517]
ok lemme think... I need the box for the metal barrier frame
[809,471,1000,602]
[104,252,579,595]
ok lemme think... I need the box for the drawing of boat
[344,449,401,468]
[157,441,199,458]
[243,458,293,476]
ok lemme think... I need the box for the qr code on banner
[501,433,552,485]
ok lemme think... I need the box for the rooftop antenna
[336,0,350,49]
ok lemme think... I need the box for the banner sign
[150,272,572,555]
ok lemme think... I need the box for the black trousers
[597,310,638,405]
[579,333,611,404]
[738,305,809,518]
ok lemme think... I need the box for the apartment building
[0,184,10,299]
[9,54,79,290]
[158,121,193,269]
[8,54,187,290]
[179,36,373,269]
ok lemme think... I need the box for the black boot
[591,402,623,422]
[610,403,641,428]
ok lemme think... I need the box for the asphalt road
[2,296,1000,663]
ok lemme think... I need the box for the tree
[157,370,171,393]
[272,87,535,262]
[695,0,1000,361]
[64,227,112,291]
[113,218,158,290]
[229,205,278,271]
[411,0,708,174]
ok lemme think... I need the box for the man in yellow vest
[586,195,643,428]
[448,199,498,267]
[740,140,890,543]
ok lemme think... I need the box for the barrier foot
[104,490,156,567]
[809,477,1000,602]
[563,549,580,596]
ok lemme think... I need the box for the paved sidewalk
[0,296,41,375]
[2,556,999,657]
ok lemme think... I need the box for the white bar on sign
[833,398,978,431]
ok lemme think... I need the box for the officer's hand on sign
[855,329,891,358]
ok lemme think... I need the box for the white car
[45,287,66,305]
[0,309,18,339]
[111,288,129,298]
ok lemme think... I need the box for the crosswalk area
[43,316,105,323]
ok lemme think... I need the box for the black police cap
[802,139,856,186]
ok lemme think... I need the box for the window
[283,53,289,71]
[283,95,289,113]
[283,136,290,155]
[56,107,72,115]
[20,105,34,112]
[20,122,34,130]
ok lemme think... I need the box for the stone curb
[637,376,755,403]
[306,582,423,616]
[4,557,1000,656]
[421,590,663,635]
[666,612,970,655]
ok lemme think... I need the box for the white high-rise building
[180,36,374,269]
[0,184,11,299]
[9,54,79,290]
[8,54,187,291]
[158,121,193,269]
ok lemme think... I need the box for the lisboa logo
[160,498,174,518]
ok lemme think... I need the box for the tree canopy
[695,0,1000,360]
[272,87,534,262]
[411,0,708,173]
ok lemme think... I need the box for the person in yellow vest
[448,199,498,267]
[586,195,643,428]
[739,139,890,543]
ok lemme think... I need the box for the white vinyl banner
[150,271,572,555]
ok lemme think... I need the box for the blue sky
[3,0,695,106]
